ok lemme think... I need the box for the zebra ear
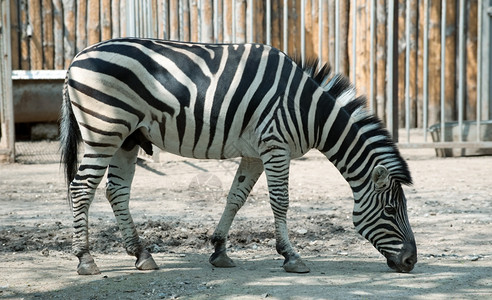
[372,165,389,189]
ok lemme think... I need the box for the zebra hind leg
[106,143,158,271]
[262,150,310,273]
[210,157,264,268]
[70,154,114,275]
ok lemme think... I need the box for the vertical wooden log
[151,0,158,38]
[327,0,335,68]
[271,0,281,49]
[375,0,387,120]
[305,0,318,59]
[444,0,456,121]
[320,0,329,64]
[427,0,441,125]
[338,0,349,76]
[42,0,54,69]
[314,0,320,59]
[254,0,265,44]
[201,0,213,42]
[190,0,199,42]
[465,0,478,120]
[111,0,120,38]
[287,0,300,56]
[19,0,29,69]
[0,0,15,161]
[76,0,88,53]
[287,0,294,54]
[10,0,19,70]
[101,0,111,40]
[223,0,232,42]
[53,0,64,69]
[304,0,313,58]
[28,0,42,69]
[169,0,179,40]
[88,0,101,45]
[235,0,246,43]
[63,0,76,69]
[352,0,370,96]
[181,0,190,40]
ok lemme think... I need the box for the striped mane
[293,57,413,186]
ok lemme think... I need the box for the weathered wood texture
[8,0,481,125]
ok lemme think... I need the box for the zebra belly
[142,117,260,160]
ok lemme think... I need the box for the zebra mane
[293,56,413,186]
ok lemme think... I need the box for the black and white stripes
[60,38,416,275]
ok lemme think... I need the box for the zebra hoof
[136,253,159,270]
[283,257,310,273]
[77,253,101,275]
[77,261,101,275]
[209,251,236,268]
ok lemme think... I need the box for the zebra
[60,38,417,275]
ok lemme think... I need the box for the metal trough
[429,120,492,157]
[11,70,65,123]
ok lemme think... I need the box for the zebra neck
[315,96,384,193]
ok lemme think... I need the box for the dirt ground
[1,147,491,299]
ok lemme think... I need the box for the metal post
[319,0,323,63]
[198,0,202,42]
[404,0,411,143]
[232,0,236,43]
[178,1,184,41]
[440,0,446,143]
[386,0,398,142]
[266,0,271,45]
[479,1,491,122]
[127,0,135,37]
[0,0,15,162]
[162,0,168,39]
[476,0,483,141]
[301,0,305,64]
[369,0,375,112]
[214,0,218,42]
[283,0,287,52]
[351,0,356,84]
[247,0,253,43]
[423,0,429,142]
[457,0,465,142]
[334,0,340,73]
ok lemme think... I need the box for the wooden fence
[8,0,483,128]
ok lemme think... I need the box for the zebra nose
[400,242,417,272]
[401,252,417,270]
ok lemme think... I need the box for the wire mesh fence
[15,141,60,164]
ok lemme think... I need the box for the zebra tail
[59,72,81,210]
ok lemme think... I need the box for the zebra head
[352,165,417,272]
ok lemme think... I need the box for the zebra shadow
[7,253,490,299]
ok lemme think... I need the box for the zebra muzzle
[385,242,417,273]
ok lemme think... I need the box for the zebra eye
[384,205,396,215]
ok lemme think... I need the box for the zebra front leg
[210,157,264,268]
[262,151,310,273]
[106,145,158,271]
[71,155,114,275]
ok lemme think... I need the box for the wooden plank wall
[8,0,481,126]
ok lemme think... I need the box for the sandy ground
[0,148,491,299]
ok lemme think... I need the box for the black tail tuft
[59,71,81,210]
